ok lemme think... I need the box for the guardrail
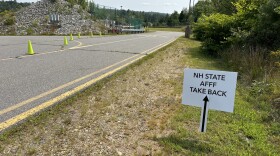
[121,29,145,33]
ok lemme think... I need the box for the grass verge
[158,38,280,155]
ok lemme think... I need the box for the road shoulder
[0,36,190,155]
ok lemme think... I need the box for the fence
[89,3,143,28]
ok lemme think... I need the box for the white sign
[182,68,238,113]
[182,68,238,132]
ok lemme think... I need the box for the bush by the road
[192,0,280,82]
[191,0,280,128]
[0,10,15,26]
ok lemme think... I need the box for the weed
[4,17,15,25]
[31,20,39,27]
[55,126,67,136]
[78,7,83,14]
[63,118,72,125]
[26,27,34,35]
[147,120,158,130]
[80,104,89,118]
[1,10,15,26]
[26,148,36,155]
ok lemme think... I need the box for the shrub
[50,0,57,3]
[4,17,15,25]
[44,15,49,23]
[192,0,280,81]
[251,0,280,48]
[26,27,34,35]
[270,50,280,71]
[1,10,15,26]
[221,45,268,82]
[192,0,280,54]
[6,27,16,35]
[192,13,234,56]
[32,20,39,27]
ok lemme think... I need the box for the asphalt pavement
[0,31,183,131]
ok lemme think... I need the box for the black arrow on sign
[201,96,209,132]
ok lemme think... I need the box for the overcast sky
[15,0,196,14]
[92,0,193,13]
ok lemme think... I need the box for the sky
[15,0,196,14]
[92,0,193,14]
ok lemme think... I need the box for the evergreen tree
[179,10,187,24]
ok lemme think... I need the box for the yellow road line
[0,39,170,116]
[0,38,176,131]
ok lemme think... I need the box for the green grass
[148,27,185,32]
[157,37,280,155]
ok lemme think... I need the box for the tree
[50,0,57,3]
[0,1,30,12]
[192,0,237,22]
[78,0,87,9]
[211,0,237,15]
[167,11,179,27]
[251,0,280,48]
[88,1,95,17]
[193,0,215,22]
[179,10,187,24]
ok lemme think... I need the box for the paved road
[0,31,183,131]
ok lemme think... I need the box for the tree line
[61,0,189,27]
[87,1,188,27]
[0,0,188,27]
[0,0,30,13]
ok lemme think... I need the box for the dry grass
[221,45,280,83]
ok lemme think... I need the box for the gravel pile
[0,0,106,35]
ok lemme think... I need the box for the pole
[189,0,192,12]
[200,96,209,132]
[201,99,207,132]
[185,0,192,38]
[120,6,123,25]
[193,0,195,11]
